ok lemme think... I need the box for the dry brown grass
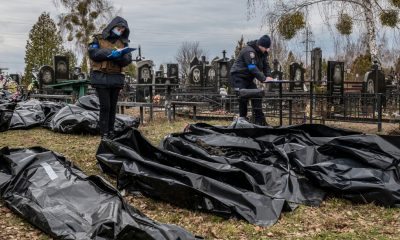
[0,112,399,239]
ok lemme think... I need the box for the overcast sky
[0,0,262,73]
[0,0,392,74]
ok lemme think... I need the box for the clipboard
[119,47,136,55]
[107,47,137,58]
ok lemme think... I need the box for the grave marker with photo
[327,61,344,96]
[54,56,69,81]
[289,62,305,92]
[270,59,283,92]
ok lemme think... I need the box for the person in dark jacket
[230,35,273,126]
[88,16,133,139]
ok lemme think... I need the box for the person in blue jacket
[230,35,273,126]
[88,16,133,139]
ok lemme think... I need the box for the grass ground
[0,113,399,240]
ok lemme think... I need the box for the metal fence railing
[126,81,400,130]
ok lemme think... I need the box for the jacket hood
[247,40,268,56]
[102,16,130,44]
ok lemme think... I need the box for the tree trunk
[86,49,91,73]
[363,0,378,63]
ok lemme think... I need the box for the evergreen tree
[124,63,137,78]
[80,54,89,74]
[234,35,245,58]
[350,53,372,81]
[24,12,63,83]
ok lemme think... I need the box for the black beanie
[257,35,271,48]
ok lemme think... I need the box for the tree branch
[372,0,384,12]
[276,0,366,14]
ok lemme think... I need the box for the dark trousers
[231,75,265,124]
[96,87,121,135]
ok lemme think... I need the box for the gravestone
[216,51,232,89]
[185,51,232,92]
[270,59,283,92]
[155,63,180,89]
[327,61,344,96]
[72,67,86,80]
[219,62,229,79]
[155,65,165,85]
[167,64,178,78]
[363,62,386,94]
[73,67,81,77]
[136,60,153,84]
[311,48,322,84]
[154,70,165,96]
[38,65,55,89]
[77,73,86,80]
[136,60,154,102]
[187,56,206,88]
[166,64,179,84]
[54,56,69,81]
[205,65,217,89]
[190,56,200,68]
[189,65,203,87]
[362,62,386,110]
[159,64,165,76]
[289,62,304,92]
[155,70,164,84]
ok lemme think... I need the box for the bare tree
[247,0,400,63]
[175,41,208,78]
[269,33,288,66]
[377,32,400,67]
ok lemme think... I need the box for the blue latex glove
[108,50,122,59]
